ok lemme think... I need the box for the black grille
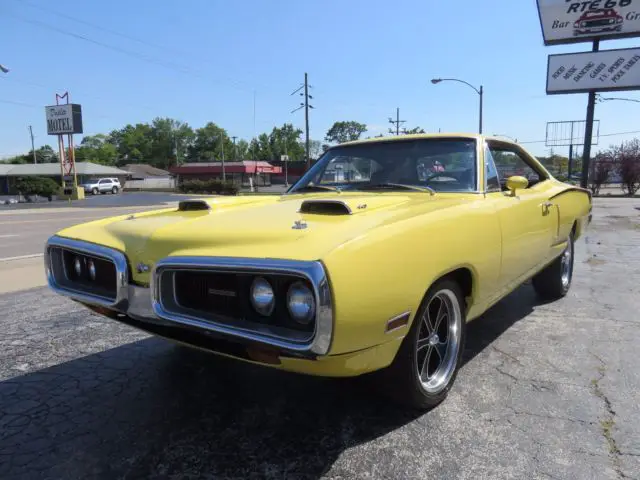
[167,270,315,336]
[56,249,118,299]
[175,271,242,318]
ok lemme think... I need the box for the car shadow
[0,284,542,479]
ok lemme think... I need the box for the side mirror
[506,176,528,196]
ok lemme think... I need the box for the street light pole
[479,85,483,135]
[431,78,484,134]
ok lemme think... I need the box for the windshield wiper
[290,185,341,193]
[356,183,435,195]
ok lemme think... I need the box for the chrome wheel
[561,238,573,288]
[415,289,462,394]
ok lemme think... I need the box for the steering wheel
[424,171,456,182]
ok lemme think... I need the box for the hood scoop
[299,196,411,216]
[178,200,211,212]
[299,200,353,215]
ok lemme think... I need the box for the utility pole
[304,73,310,171]
[388,108,406,135]
[231,136,237,161]
[581,39,599,189]
[221,137,226,181]
[28,126,36,164]
[291,73,314,171]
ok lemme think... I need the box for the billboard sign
[45,104,83,135]
[537,0,640,45]
[547,47,640,94]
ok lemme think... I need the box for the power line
[5,11,256,93]
[0,75,158,112]
[14,0,279,95]
[519,129,640,145]
[14,0,183,56]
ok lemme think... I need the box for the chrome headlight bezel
[151,257,334,356]
[45,235,129,311]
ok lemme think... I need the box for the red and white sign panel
[537,0,640,45]
[547,47,640,94]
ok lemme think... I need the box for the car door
[98,179,110,192]
[483,142,559,290]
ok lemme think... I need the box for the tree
[309,140,323,160]
[325,121,367,144]
[188,122,232,162]
[4,145,57,164]
[234,139,249,160]
[108,123,154,163]
[618,139,640,196]
[34,145,58,163]
[270,123,304,161]
[150,117,195,169]
[15,176,59,199]
[590,152,615,196]
[75,134,117,165]
[402,127,426,135]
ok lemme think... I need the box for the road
[0,193,192,293]
[0,196,639,479]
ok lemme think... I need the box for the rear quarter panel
[322,196,502,355]
[550,184,592,241]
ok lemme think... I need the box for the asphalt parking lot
[0,196,638,479]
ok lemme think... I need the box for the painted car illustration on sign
[574,8,624,36]
[44,134,592,410]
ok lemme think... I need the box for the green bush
[15,176,59,199]
[178,179,238,195]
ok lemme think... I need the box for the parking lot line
[0,253,44,262]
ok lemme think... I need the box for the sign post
[45,93,84,199]
[537,0,640,189]
[281,154,289,186]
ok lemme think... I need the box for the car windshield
[287,138,478,194]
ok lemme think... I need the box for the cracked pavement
[0,197,638,479]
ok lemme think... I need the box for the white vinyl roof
[0,162,129,177]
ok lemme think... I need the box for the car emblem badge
[136,262,151,273]
[292,220,308,230]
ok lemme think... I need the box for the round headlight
[250,277,275,316]
[88,260,96,280]
[287,281,315,324]
[74,257,82,276]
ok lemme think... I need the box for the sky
[0,0,639,159]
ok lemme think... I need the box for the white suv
[82,178,122,195]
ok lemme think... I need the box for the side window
[488,145,544,189]
[484,145,501,192]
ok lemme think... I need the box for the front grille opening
[50,247,118,300]
[162,270,316,342]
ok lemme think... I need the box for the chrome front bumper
[45,235,333,357]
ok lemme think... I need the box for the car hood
[56,192,475,284]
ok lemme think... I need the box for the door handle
[541,201,554,215]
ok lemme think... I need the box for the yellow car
[44,134,592,409]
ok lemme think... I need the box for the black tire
[383,278,467,410]
[111,186,119,194]
[532,231,574,300]
[92,187,99,195]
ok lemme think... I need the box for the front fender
[322,199,501,355]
